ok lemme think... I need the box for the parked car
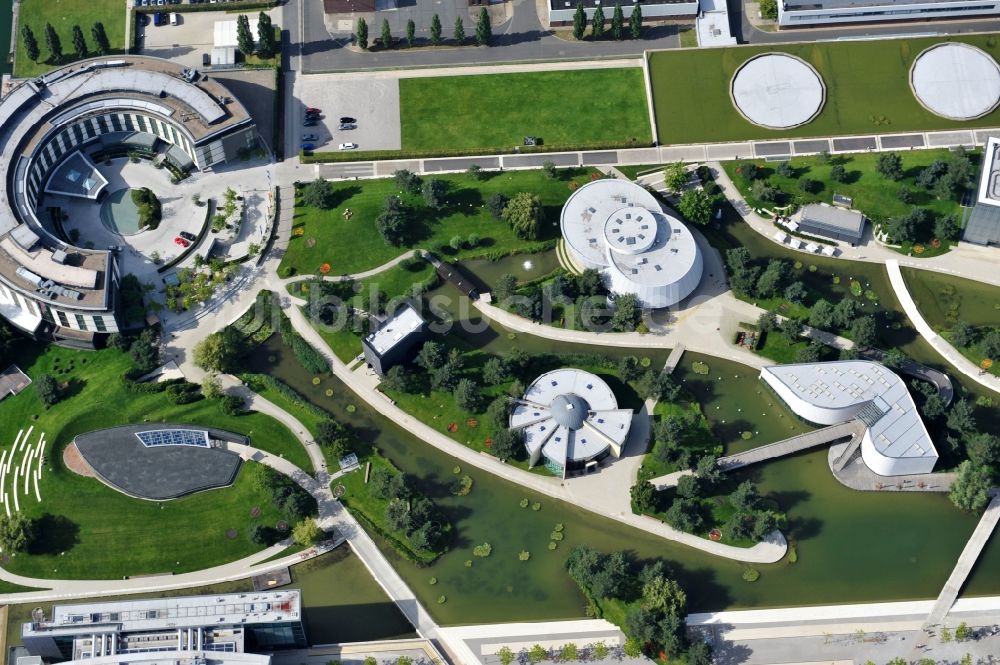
[338,123,356,131]
[153,12,167,26]
[339,116,356,124]
[301,133,320,141]
[301,143,315,151]
[174,236,189,247]
[202,53,210,67]
[303,118,318,127]
[169,13,179,25]
[306,107,322,114]
[338,143,357,151]
[179,231,196,242]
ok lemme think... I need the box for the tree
[292,518,323,546]
[257,12,276,58]
[686,642,713,665]
[611,3,624,40]
[356,17,369,50]
[45,23,62,62]
[642,575,686,615]
[664,162,688,193]
[776,161,794,178]
[501,192,543,240]
[558,644,578,662]
[486,396,513,431]
[0,513,36,554]
[71,25,87,59]
[897,187,915,204]
[955,621,969,641]
[202,375,224,400]
[35,374,60,406]
[665,498,703,532]
[885,208,930,243]
[966,432,1000,468]
[934,214,960,241]
[631,480,656,512]
[528,645,547,664]
[21,25,40,62]
[784,280,807,305]
[738,162,761,180]
[950,460,992,512]
[877,152,904,180]
[317,419,350,458]
[491,428,520,461]
[418,341,446,370]
[610,293,641,332]
[729,480,760,512]
[750,179,779,203]
[192,329,241,373]
[755,259,787,298]
[376,196,408,245]
[591,5,605,39]
[236,14,254,57]
[496,646,515,665]
[483,357,511,385]
[129,327,161,372]
[381,18,392,49]
[493,273,518,303]
[798,177,821,194]
[454,378,482,411]
[881,348,907,369]
[476,8,491,45]
[629,3,642,39]
[430,14,442,45]
[795,341,823,363]
[676,474,700,499]
[453,16,465,43]
[422,178,447,209]
[302,177,335,208]
[573,2,586,40]
[486,192,509,220]
[88,22,110,57]
[850,315,878,349]
[678,189,712,226]
[542,160,557,179]
[830,164,848,183]
[950,320,975,348]
[808,299,834,329]
[947,398,977,433]
[406,19,416,47]
[695,454,722,488]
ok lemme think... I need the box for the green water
[100,188,143,236]
[902,267,1000,330]
[292,548,418,644]
[246,329,997,623]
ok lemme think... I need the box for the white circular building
[559,179,703,309]
[730,53,826,129]
[910,43,1000,121]
[509,369,633,478]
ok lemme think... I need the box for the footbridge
[651,420,864,489]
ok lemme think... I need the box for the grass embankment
[0,345,304,579]
[649,34,1000,144]
[281,168,599,277]
[399,69,652,152]
[14,0,125,77]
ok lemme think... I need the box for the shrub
[220,394,245,415]
[473,542,493,557]
[131,188,162,229]
[34,374,60,406]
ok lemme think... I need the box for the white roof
[364,304,424,355]
[511,368,632,465]
[762,361,936,463]
[214,19,260,48]
[910,43,1000,121]
[731,54,825,129]
[560,179,701,300]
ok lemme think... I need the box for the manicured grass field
[0,344,307,579]
[399,69,652,152]
[281,168,598,276]
[649,34,1000,144]
[14,0,126,77]
[722,150,967,225]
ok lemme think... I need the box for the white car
[338,142,357,151]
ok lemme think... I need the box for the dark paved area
[832,136,877,151]
[793,139,830,154]
[75,424,245,500]
[880,134,925,149]
[582,151,619,165]
[754,142,792,157]
[423,156,501,172]
[504,152,578,168]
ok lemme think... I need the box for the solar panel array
[135,429,210,448]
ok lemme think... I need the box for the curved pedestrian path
[281,303,788,563]
[281,249,422,287]
[886,259,1000,396]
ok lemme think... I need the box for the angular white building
[510,369,632,478]
[761,361,938,476]
[560,179,703,309]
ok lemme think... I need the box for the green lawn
[399,69,652,152]
[0,345,305,579]
[14,0,126,77]
[721,150,968,225]
[649,34,1000,144]
[281,168,598,276]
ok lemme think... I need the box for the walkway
[924,495,1000,628]
[649,421,864,489]
[663,344,686,374]
[281,303,788,563]
[828,441,957,493]
[282,249,422,287]
[886,259,1000,396]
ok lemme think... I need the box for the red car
[174,236,190,247]
[305,107,322,114]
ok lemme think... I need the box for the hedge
[300,139,656,164]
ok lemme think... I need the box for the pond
[246,332,998,623]
[902,267,1000,330]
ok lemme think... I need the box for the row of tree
[356,10,492,50]
[571,2,643,42]
[22,22,111,64]
[949,320,1000,362]
[235,12,278,60]
[368,466,445,552]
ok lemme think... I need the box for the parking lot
[139,7,280,69]
[294,75,401,153]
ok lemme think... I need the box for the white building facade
[548,0,698,26]
[777,0,1000,28]
[761,361,938,476]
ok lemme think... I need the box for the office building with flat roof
[964,135,1000,246]
[761,361,938,476]
[0,56,256,347]
[362,303,429,376]
[22,591,305,663]
[777,0,1000,28]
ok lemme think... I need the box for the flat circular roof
[604,206,657,256]
[910,43,1000,121]
[731,53,826,129]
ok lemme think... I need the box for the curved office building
[509,368,633,478]
[0,57,256,346]
[761,361,938,476]
[560,179,703,309]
